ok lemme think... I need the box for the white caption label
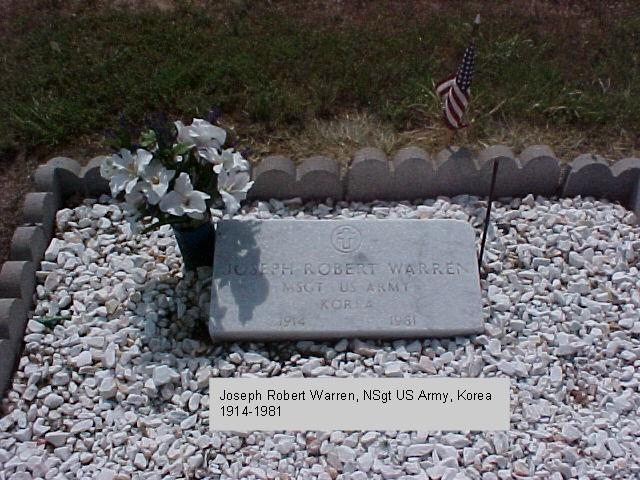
[210,378,509,431]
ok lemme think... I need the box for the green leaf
[35,315,71,328]
[141,215,192,234]
[173,142,194,156]
[140,129,157,148]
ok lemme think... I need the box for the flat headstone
[209,219,482,341]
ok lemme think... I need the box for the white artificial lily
[199,147,250,173]
[123,180,146,210]
[100,154,119,180]
[217,168,253,214]
[175,118,226,149]
[159,172,210,219]
[139,160,175,205]
[121,182,146,235]
[109,148,153,195]
[197,146,219,166]
[209,207,224,220]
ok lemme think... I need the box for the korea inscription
[209,219,483,341]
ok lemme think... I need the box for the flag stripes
[436,39,476,130]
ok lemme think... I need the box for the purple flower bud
[206,106,222,125]
[240,146,252,159]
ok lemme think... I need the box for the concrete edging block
[296,155,343,200]
[611,158,640,208]
[22,192,56,240]
[81,155,112,197]
[630,174,640,220]
[0,338,17,399]
[33,157,83,207]
[562,154,610,199]
[477,145,514,167]
[0,298,24,399]
[561,154,640,202]
[392,147,435,200]
[432,146,485,197]
[347,147,393,201]
[10,226,47,264]
[249,155,297,200]
[516,145,562,197]
[0,261,36,309]
[0,298,28,345]
[477,145,516,198]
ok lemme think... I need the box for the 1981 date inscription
[390,314,416,326]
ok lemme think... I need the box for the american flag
[436,15,479,130]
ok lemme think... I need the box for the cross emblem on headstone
[331,225,362,253]
[336,228,357,249]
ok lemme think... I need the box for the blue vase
[173,221,215,271]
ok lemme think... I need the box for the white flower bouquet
[100,112,253,235]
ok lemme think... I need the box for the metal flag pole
[437,14,490,268]
[478,157,499,270]
[443,14,481,147]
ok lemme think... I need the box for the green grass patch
[0,1,638,152]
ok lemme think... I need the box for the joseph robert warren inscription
[209,219,482,341]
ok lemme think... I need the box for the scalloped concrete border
[1,146,639,399]
[0,156,84,400]
[250,145,640,210]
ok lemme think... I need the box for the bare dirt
[0,151,36,266]
[0,139,108,266]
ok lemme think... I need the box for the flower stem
[141,216,192,234]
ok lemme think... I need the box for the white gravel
[1,193,639,479]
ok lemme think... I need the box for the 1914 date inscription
[209,219,483,341]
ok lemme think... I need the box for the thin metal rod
[472,14,481,38]
[478,158,499,270]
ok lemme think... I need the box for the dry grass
[28,110,640,168]
[233,112,640,165]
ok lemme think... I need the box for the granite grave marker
[209,219,482,341]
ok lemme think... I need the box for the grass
[0,0,639,161]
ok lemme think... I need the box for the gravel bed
[0,194,639,480]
